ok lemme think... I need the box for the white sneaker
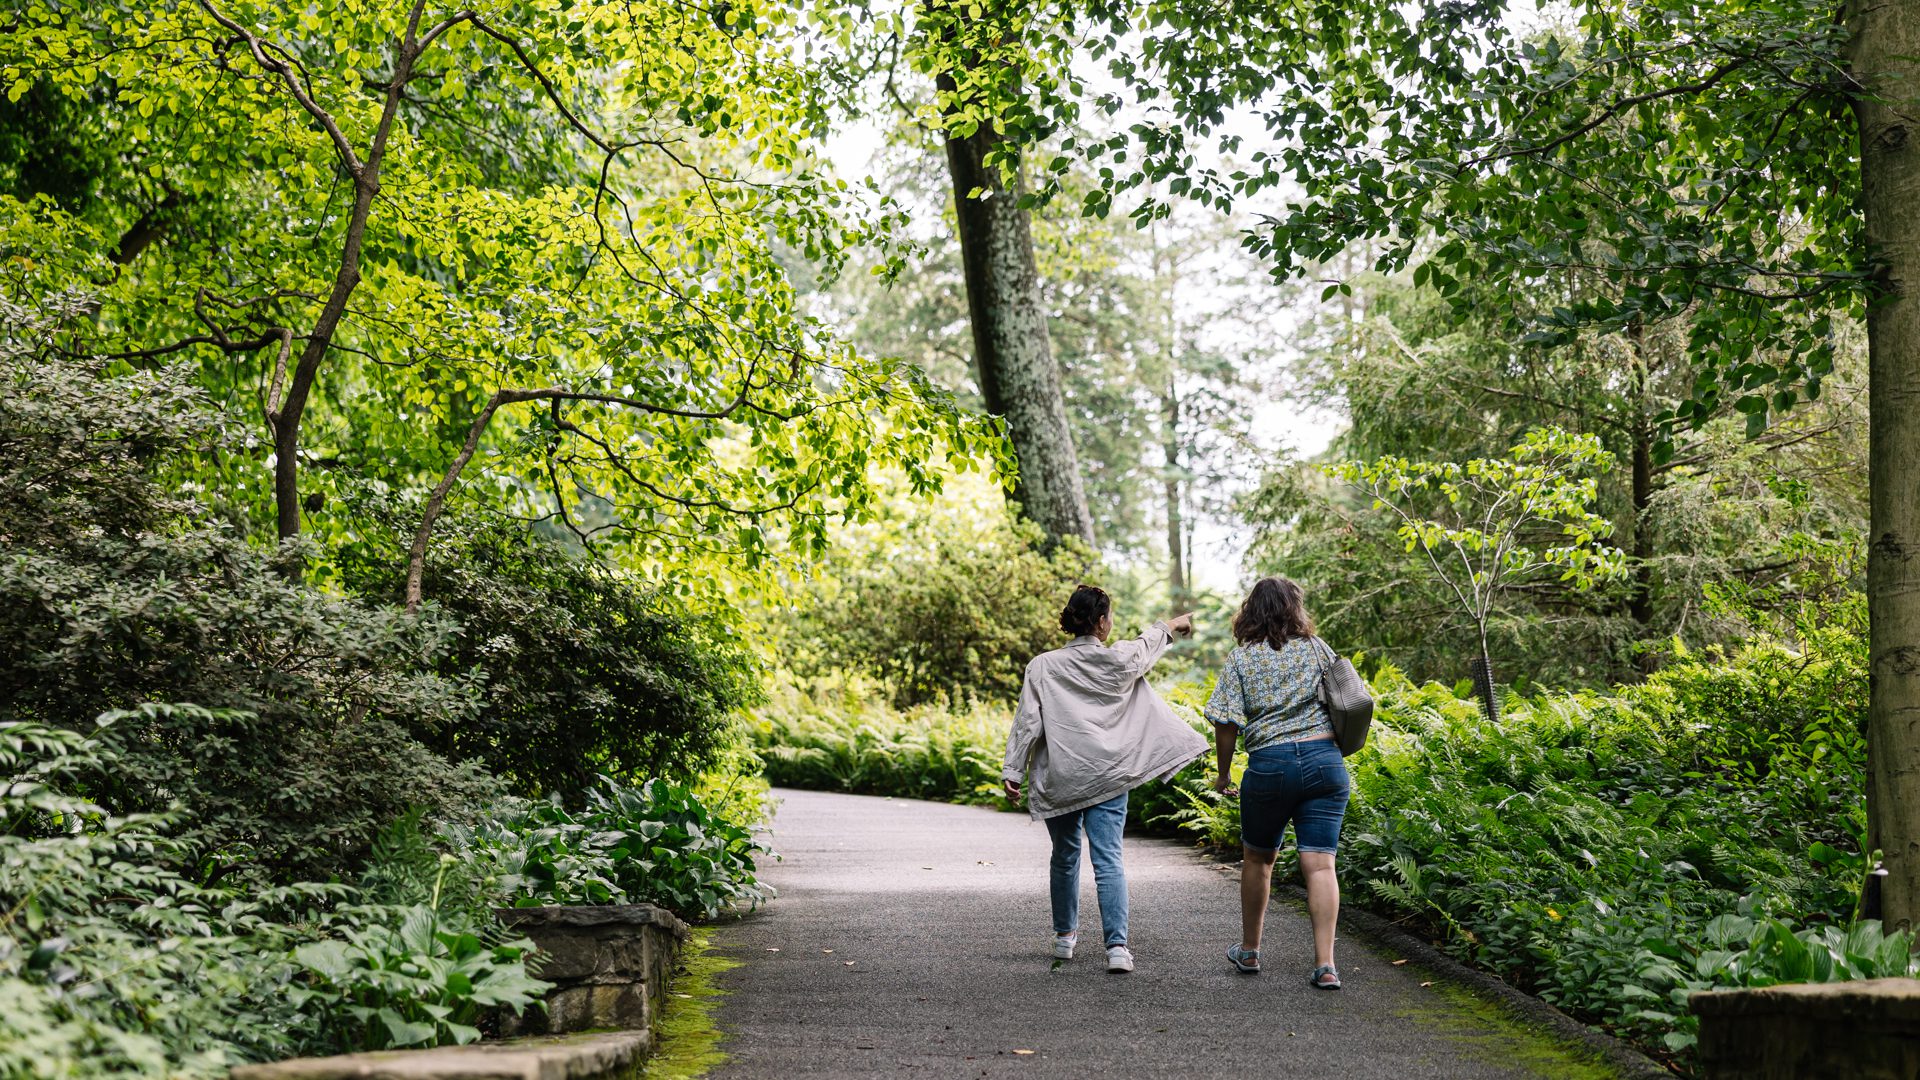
[1106,945,1134,973]
[1053,934,1077,959]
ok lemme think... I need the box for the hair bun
[1060,585,1111,636]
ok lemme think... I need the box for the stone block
[488,904,686,1036]
[229,1031,649,1080]
[543,983,653,1033]
[1693,977,1920,1080]
[519,928,651,984]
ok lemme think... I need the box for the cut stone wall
[1692,977,1920,1080]
[232,904,689,1080]
[230,1031,649,1080]
[496,904,690,1036]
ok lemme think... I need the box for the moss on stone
[1391,963,1621,1080]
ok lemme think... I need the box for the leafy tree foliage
[0,0,1000,591]
[1328,427,1629,715]
[781,474,1094,706]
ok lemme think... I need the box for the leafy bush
[0,717,316,1077]
[449,777,774,922]
[749,677,1009,802]
[786,510,1094,707]
[0,302,500,881]
[1632,913,1919,1052]
[291,902,549,1050]
[0,716,565,1075]
[336,508,762,798]
[1276,621,1866,1068]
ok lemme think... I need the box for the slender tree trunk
[1851,0,1920,933]
[938,77,1094,547]
[1470,640,1499,724]
[1626,323,1656,632]
[1163,379,1187,611]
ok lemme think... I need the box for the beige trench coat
[1002,623,1209,819]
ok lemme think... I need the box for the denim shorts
[1239,737,1350,855]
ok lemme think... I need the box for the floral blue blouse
[1204,636,1335,752]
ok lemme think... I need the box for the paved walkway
[709,789,1617,1079]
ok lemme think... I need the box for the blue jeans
[1240,738,1350,854]
[1044,791,1129,947]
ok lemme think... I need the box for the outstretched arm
[1109,614,1191,681]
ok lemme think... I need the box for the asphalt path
[708,788,1618,1079]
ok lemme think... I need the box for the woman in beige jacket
[1002,585,1204,973]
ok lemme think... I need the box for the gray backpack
[1310,637,1374,757]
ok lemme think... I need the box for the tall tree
[2,0,999,596]
[926,4,1094,546]
[1849,0,1920,933]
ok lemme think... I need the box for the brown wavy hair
[1232,576,1316,650]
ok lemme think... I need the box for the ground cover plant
[447,777,774,922]
[0,715,774,1076]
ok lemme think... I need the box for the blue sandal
[1310,964,1341,989]
[1226,944,1260,973]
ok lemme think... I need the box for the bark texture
[1851,0,1920,932]
[941,102,1094,546]
[1163,381,1188,611]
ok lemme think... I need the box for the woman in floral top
[1204,576,1350,989]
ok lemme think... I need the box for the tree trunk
[1851,0,1920,933]
[1626,322,1656,632]
[1470,651,1499,725]
[1162,379,1187,611]
[939,79,1095,547]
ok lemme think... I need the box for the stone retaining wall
[496,904,690,1036]
[231,904,689,1080]
[1692,976,1920,1080]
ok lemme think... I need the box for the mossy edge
[643,930,738,1079]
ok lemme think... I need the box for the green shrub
[335,507,763,799]
[0,306,500,882]
[749,678,1009,802]
[1285,626,1866,1068]
[785,511,1094,707]
[1631,913,1919,1053]
[449,777,774,922]
[0,717,316,1077]
[291,900,550,1050]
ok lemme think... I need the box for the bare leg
[1300,850,1340,967]
[1239,845,1278,953]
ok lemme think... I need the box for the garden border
[1271,879,1673,1080]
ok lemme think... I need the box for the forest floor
[703,789,1634,1079]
